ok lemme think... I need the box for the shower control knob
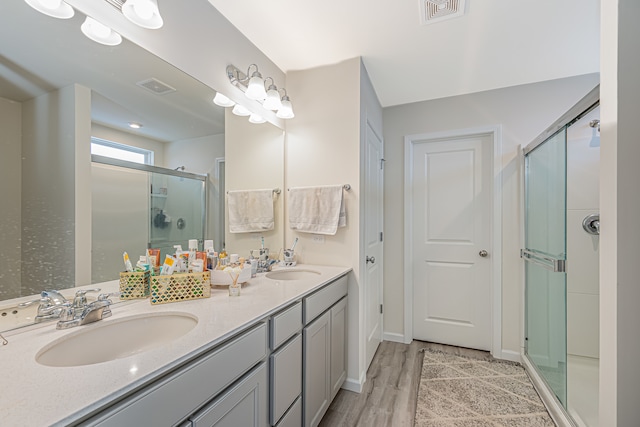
[479,250,488,258]
[366,256,376,264]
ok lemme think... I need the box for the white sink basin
[36,312,198,367]
[265,269,321,281]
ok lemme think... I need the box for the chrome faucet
[56,293,113,330]
[18,290,70,323]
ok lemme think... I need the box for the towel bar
[287,184,351,191]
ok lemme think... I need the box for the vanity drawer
[303,274,348,324]
[276,396,302,427]
[270,334,302,425]
[86,323,268,427]
[270,301,302,350]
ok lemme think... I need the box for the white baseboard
[495,349,522,363]
[383,332,409,344]
[342,371,366,393]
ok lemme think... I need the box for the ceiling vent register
[136,78,177,95]
[420,0,466,25]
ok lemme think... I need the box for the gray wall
[382,73,600,353]
[0,97,22,299]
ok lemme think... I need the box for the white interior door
[364,122,384,369]
[411,134,492,351]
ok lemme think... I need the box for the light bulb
[133,1,154,19]
[122,0,163,29]
[232,104,251,117]
[245,72,267,101]
[81,16,122,46]
[276,98,295,119]
[24,0,74,19]
[40,0,61,8]
[249,114,266,124]
[213,93,235,108]
[263,87,282,111]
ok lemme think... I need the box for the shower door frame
[520,86,600,427]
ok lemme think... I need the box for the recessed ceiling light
[128,122,143,129]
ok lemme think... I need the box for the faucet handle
[98,292,120,303]
[58,302,74,322]
[41,290,68,306]
[18,297,49,308]
[73,288,101,309]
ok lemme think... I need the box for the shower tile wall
[566,106,600,359]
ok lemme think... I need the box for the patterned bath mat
[414,349,555,427]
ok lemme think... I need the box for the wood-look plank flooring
[319,340,493,427]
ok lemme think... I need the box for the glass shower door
[523,128,568,406]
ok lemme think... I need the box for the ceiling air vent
[420,0,466,25]
[136,78,176,95]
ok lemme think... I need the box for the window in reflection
[91,137,154,165]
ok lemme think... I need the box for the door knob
[479,250,488,258]
[366,256,376,264]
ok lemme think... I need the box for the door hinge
[380,304,383,314]
[380,231,383,242]
[380,158,386,170]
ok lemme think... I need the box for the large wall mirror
[0,0,284,302]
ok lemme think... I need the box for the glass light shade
[81,17,122,46]
[262,88,282,111]
[24,0,74,19]
[122,0,163,29]
[213,93,235,108]
[232,104,251,117]
[245,73,267,101]
[249,114,266,124]
[276,98,295,119]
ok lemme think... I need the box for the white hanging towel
[227,189,275,233]
[288,185,346,235]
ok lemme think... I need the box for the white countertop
[0,264,351,426]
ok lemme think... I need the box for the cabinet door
[270,334,302,425]
[303,311,331,427]
[191,362,268,427]
[330,297,347,400]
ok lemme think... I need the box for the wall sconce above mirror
[222,63,295,122]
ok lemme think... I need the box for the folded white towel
[288,185,346,235]
[227,189,275,233]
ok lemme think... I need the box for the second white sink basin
[36,312,198,367]
[265,269,321,281]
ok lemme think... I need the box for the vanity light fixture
[24,0,74,19]
[232,104,251,117]
[213,92,236,108]
[81,16,122,46]
[226,64,295,119]
[122,0,164,29]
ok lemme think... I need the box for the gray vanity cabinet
[303,275,348,427]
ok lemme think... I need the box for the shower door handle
[520,249,566,273]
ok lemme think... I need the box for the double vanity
[0,265,351,427]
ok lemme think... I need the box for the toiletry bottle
[188,239,198,271]
[219,246,228,267]
[173,245,184,272]
[204,240,215,270]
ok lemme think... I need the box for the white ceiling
[207,0,601,107]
